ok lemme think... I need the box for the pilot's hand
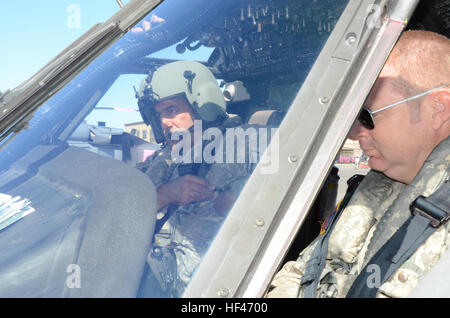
[157,174,215,210]
[213,189,235,216]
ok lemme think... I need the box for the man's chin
[367,157,403,182]
[367,156,387,172]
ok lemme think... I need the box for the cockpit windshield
[0,0,349,298]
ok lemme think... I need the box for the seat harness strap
[301,175,365,298]
[346,179,450,298]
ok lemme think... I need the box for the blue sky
[0,1,214,129]
[0,1,128,92]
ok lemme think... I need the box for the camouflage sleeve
[266,236,320,298]
[228,176,249,199]
[206,124,260,194]
[376,224,449,298]
[138,147,173,188]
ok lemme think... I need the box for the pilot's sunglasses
[358,84,448,130]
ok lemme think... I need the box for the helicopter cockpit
[0,0,444,299]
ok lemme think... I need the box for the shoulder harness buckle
[410,195,450,228]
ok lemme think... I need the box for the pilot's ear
[430,89,450,131]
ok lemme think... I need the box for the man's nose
[349,120,367,140]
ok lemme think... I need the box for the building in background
[336,139,364,164]
[124,121,155,143]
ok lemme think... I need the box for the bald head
[382,30,450,94]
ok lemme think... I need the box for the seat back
[247,110,285,127]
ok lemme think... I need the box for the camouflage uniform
[267,136,449,298]
[140,123,264,297]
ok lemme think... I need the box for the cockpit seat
[247,110,285,127]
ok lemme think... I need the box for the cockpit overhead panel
[184,0,348,81]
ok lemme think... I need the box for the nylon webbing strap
[346,180,449,298]
[300,224,332,298]
[300,175,365,298]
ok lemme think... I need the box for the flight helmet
[137,61,227,143]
